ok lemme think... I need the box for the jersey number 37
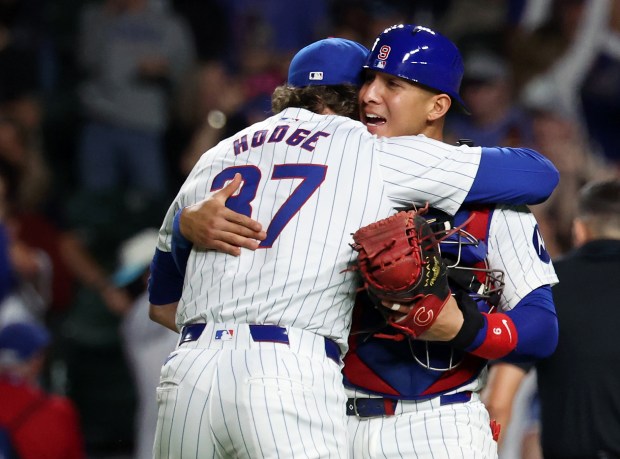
[211,164,327,248]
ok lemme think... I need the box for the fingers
[214,173,243,201]
[221,209,265,237]
[214,173,265,237]
[209,241,242,257]
[380,300,412,315]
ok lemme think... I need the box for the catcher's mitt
[351,210,451,338]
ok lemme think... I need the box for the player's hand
[181,173,267,256]
[380,296,464,342]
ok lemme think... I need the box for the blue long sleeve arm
[465,286,558,363]
[467,147,559,205]
[148,210,192,305]
[148,248,185,305]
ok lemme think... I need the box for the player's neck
[420,123,444,142]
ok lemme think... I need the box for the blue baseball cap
[0,322,51,365]
[287,38,370,87]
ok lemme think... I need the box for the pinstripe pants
[153,324,348,458]
[347,392,498,458]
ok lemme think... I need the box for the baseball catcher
[350,208,451,338]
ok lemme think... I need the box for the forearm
[450,286,558,361]
[149,302,179,332]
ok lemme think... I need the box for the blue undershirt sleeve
[148,248,185,305]
[172,209,192,275]
[464,285,557,362]
[466,147,559,205]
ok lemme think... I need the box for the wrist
[449,302,484,349]
[173,208,192,250]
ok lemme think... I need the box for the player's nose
[360,80,383,106]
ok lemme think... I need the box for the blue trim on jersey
[465,285,558,361]
[148,249,184,305]
[173,209,192,250]
[468,147,559,205]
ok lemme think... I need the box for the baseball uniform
[344,205,559,458]
[150,106,538,458]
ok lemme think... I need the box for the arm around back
[468,147,559,205]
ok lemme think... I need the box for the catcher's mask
[409,216,505,372]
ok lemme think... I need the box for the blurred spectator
[482,361,531,448]
[437,0,508,52]
[579,0,620,169]
[514,0,610,122]
[508,0,588,95]
[521,79,613,257]
[0,116,132,316]
[226,0,329,58]
[0,321,86,459]
[535,178,620,458]
[446,49,534,148]
[172,60,247,178]
[170,0,231,62]
[0,113,137,457]
[76,0,195,199]
[0,0,44,135]
[0,154,51,327]
[0,223,10,306]
[485,362,542,459]
[116,228,178,459]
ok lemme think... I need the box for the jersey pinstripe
[345,205,558,458]
[157,107,482,351]
[153,324,347,459]
[487,205,559,310]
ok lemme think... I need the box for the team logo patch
[532,224,551,263]
[215,329,234,340]
[309,71,323,81]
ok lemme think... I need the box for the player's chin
[365,123,389,138]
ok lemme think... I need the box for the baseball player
[149,37,559,458]
[335,25,559,458]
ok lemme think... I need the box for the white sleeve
[486,205,559,311]
[374,135,480,215]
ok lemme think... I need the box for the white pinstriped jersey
[488,205,559,311]
[157,107,483,350]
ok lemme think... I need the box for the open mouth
[364,113,386,126]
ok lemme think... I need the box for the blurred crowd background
[0,0,619,457]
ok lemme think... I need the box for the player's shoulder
[378,133,480,154]
[492,204,534,218]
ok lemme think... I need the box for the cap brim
[113,265,147,287]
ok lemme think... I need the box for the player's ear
[428,94,451,121]
[572,217,592,247]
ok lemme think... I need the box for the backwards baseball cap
[0,322,51,365]
[287,38,370,87]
